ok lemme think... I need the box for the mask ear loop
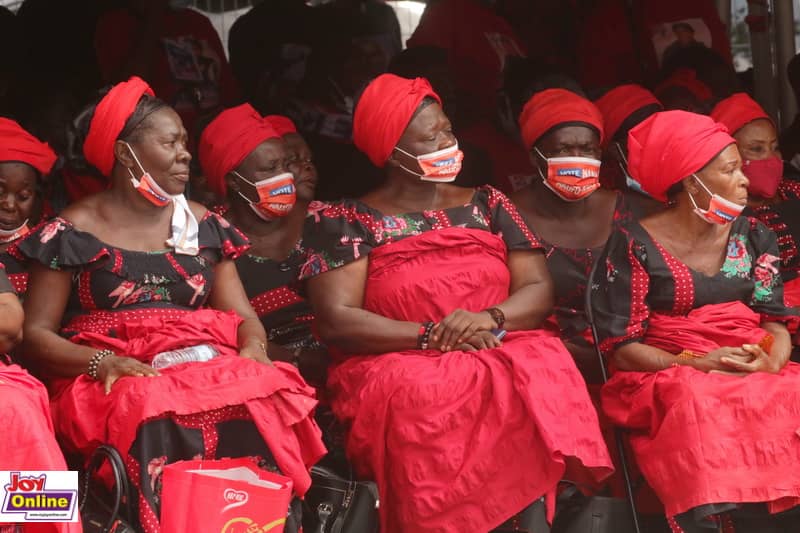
[533,146,548,182]
[687,174,713,211]
[124,142,148,182]
[231,170,258,188]
[391,146,424,178]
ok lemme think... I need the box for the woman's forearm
[762,321,791,368]
[495,280,554,331]
[612,341,684,372]
[317,306,421,355]
[21,327,99,378]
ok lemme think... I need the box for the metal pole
[774,0,797,128]
[748,0,780,120]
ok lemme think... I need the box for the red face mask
[0,220,29,244]
[535,148,602,201]
[125,143,173,207]
[742,156,783,199]
[395,143,464,183]
[234,171,297,221]
[689,174,745,225]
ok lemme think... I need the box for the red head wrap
[595,84,661,146]
[627,110,735,202]
[83,76,154,177]
[353,74,441,167]
[653,68,712,103]
[0,118,57,175]
[710,92,772,135]
[199,103,281,198]
[518,88,605,149]
[265,115,298,137]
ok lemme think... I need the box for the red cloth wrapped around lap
[602,301,800,516]
[329,228,613,533]
[0,363,82,533]
[51,308,325,498]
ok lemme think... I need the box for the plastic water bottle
[151,344,219,369]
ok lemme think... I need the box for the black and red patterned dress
[0,202,55,295]
[299,185,613,533]
[592,216,800,525]
[15,212,325,533]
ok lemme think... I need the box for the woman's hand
[239,338,271,364]
[720,343,784,374]
[454,330,503,352]
[431,309,496,352]
[697,347,752,373]
[97,355,159,395]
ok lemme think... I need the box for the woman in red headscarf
[508,88,629,381]
[593,110,800,532]
[711,93,800,309]
[200,105,326,383]
[0,118,57,295]
[300,73,613,533]
[15,78,325,533]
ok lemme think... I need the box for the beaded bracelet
[86,349,115,380]
[417,321,435,350]
[676,350,695,360]
[484,307,505,329]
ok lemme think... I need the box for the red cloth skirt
[49,308,325,532]
[0,363,82,533]
[329,228,613,533]
[602,302,800,517]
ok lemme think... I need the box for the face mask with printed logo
[234,171,297,221]
[394,143,464,183]
[688,174,745,225]
[125,143,172,207]
[534,147,601,201]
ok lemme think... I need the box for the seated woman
[199,105,326,382]
[595,83,664,218]
[0,265,81,533]
[593,110,800,532]
[16,77,325,533]
[0,118,57,294]
[711,92,800,308]
[300,73,613,533]
[510,88,626,381]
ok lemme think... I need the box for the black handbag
[79,445,138,533]
[302,465,380,533]
[551,484,637,533]
[492,497,550,532]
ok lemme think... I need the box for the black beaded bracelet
[87,349,114,380]
[484,307,505,329]
[417,321,436,350]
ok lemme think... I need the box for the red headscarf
[653,68,712,103]
[353,74,441,167]
[710,93,772,135]
[518,88,605,149]
[627,110,735,202]
[0,118,57,175]
[199,103,281,197]
[83,76,154,177]
[595,84,661,146]
[266,115,298,137]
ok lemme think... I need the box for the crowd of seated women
[4,27,800,533]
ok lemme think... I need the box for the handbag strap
[80,445,134,530]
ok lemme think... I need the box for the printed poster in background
[651,18,712,67]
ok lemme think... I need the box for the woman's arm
[716,321,791,374]
[207,260,268,362]
[613,340,753,373]
[307,257,426,354]
[433,249,554,350]
[0,292,23,353]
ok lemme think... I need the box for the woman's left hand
[239,339,271,364]
[431,309,496,352]
[720,343,783,374]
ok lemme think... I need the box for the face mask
[614,142,651,197]
[234,171,297,221]
[125,143,172,207]
[0,220,29,244]
[394,143,464,183]
[688,174,745,225]
[742,156,783,199]
[534,148,601,201]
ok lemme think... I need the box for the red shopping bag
[160,458,293,533]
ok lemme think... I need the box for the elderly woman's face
[127,107,191,196]
[694,143,749,206]
[734,118,779,162]
[284,133,317,202]
[233,138,290,203]
[0,162,37,230]
[533,125,601,170]
[392,102,456,174]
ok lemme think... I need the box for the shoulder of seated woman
[188,200,208,221]
[57,197,102,230]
